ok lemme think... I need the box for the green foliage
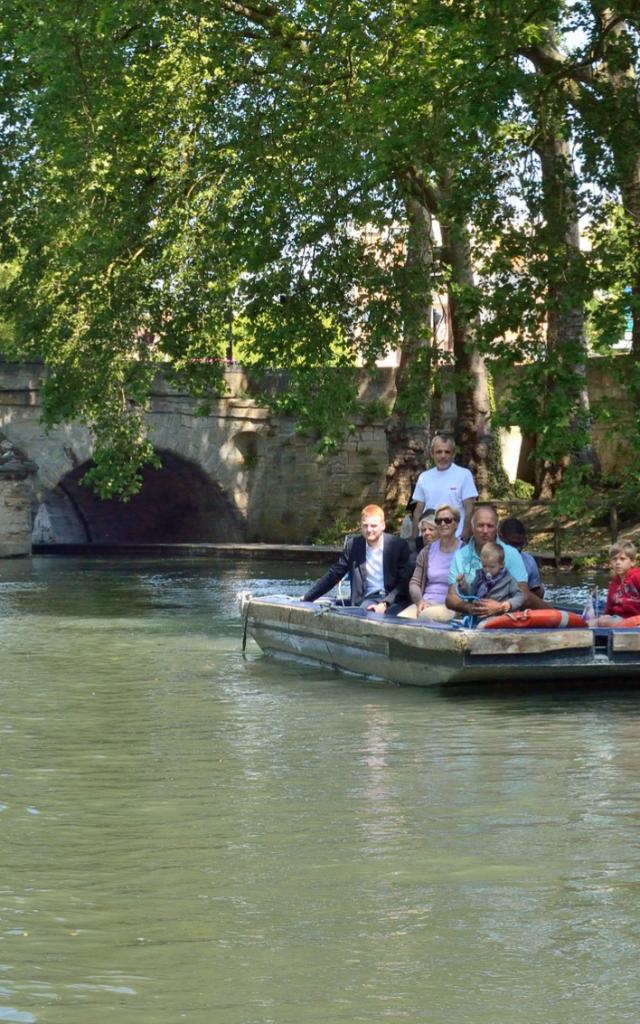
[358,398,393,426]
[394,346,442,425]
[572,553,607,570]
[603,471,640,524]
[82,420,161,500]
[511,479,535,500]
[0,263,17,345]
[262,366,360,452]
[0,0,638,504]
[549,463,595,521]
[309,513,360,546]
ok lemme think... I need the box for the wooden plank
[467,629,593,657]
[249,603,390,654]
[324,614,468,654]
[248,600,596,661]
[611,631,640,652]
[250,601,469,654]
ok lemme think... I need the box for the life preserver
[479,608,587,630]
[612,615,640,628]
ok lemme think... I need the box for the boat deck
[240,595,640,687]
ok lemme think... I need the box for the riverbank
[31,497,633,570]
[32,541,341,562]
[495,499,633,568]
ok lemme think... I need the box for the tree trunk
[439,215,499,498]
[534,126,599,498]
[599,15,640,359]
[394,169,507,502]
[383,195,434,512]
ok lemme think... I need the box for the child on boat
[588,541,640,627]
[458,542,524,614]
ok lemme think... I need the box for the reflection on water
[0,557,638,1024]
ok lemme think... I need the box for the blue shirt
[448,538,527,592]
[521,550,541,590]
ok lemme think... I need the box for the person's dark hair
[500,517,527,541]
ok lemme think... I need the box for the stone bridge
[0,361,395,554]
[0,357,626,556]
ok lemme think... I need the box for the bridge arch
[32,449,245,545]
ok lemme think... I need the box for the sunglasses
[435,516,454,525]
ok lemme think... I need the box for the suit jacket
[303,533,411,606]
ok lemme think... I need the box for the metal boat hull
[240,595,640,687]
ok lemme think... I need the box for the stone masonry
[0,361,397,548]
[0,357,632,553]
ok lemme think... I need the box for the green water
[0,557,638,1024]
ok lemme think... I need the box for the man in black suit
[303,505,411,615]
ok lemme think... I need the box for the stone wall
[0,478,33,556]
[495,357,631,482]
[586,359,630,477]
[143,368,399,542]
[0,361,401,547]
[244,420,391,542]
[0,439,37,556]
[0,356,635,553]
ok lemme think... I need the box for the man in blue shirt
[499,517,545,598]
[445,503,535,619]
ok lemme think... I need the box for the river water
[1,556,639,1024]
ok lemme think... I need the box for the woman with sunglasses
[398,504,461,622]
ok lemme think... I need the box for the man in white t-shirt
[411,434,478,541]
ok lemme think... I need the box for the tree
[0,0,638,514]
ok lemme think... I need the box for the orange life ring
[612,614,640,628]
[479,608,587,630]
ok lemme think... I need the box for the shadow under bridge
[33,450,246,545]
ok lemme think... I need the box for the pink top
[423,540,460,604]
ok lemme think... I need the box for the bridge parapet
[0,361,393,549]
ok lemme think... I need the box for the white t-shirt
[365,541,385,596]
[412,463,478,537]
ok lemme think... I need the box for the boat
[238,593,640,686]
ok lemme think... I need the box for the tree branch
[219,0,310,42]
[398,168,440,217]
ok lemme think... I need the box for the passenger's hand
[367,601,387,614]
[418,600,429,613]
[474,598,506,619]
[593,614,620,628]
